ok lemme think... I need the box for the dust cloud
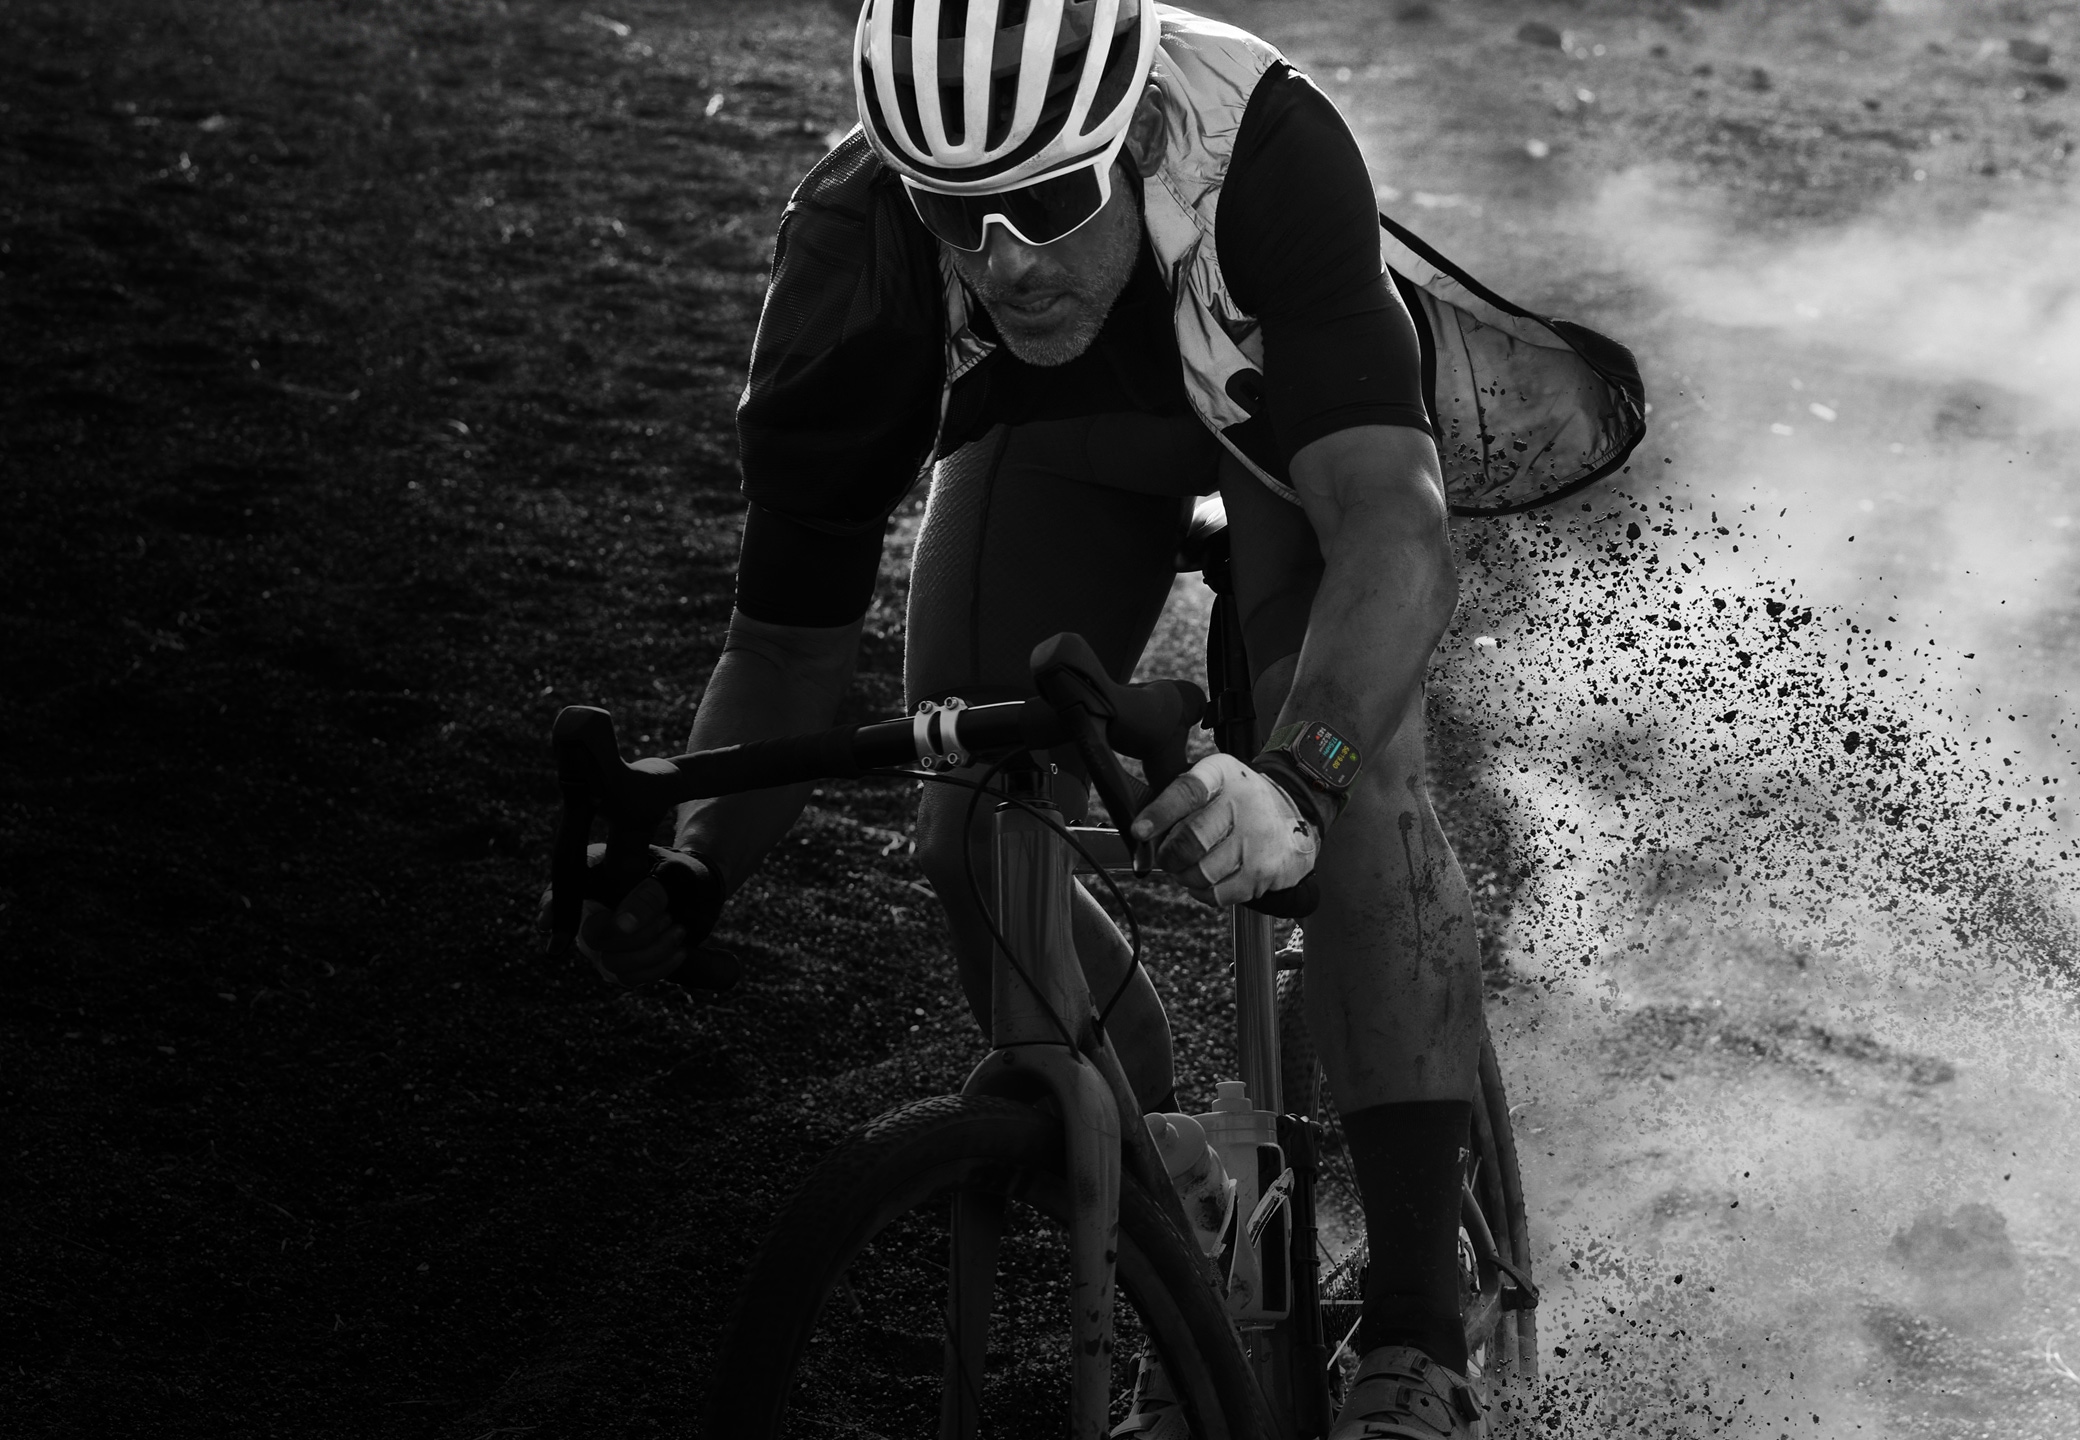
[1425,167,2080,1435]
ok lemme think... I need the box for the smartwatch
[1254,721,1362,827]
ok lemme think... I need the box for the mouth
[996,291,1073,324]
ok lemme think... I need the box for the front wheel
[707,1093,1266,1439]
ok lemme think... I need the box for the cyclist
[585,2,1523,1434]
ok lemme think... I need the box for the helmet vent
[893,66,927,150]
[858,0,1154,187]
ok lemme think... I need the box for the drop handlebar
[546,633,1319,953]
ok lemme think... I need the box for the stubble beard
[958,182,1143,368]
[970,256,1132,367]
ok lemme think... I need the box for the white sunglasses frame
[900,129,1132,252]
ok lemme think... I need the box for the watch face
[1295,722,1359,790]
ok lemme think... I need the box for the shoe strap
[1339,1347,1486,1438]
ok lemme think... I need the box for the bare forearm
[672,609,863,887]
[1277,521,1454,756]
[1281,426,1458,758]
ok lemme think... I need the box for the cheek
[1055,223,1133,294]
[1103,202,1143,276]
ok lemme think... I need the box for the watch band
[1256,720,1361,824]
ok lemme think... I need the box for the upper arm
[1217,68,1431,464]
[734,503,886,628]
[736,135,944,531]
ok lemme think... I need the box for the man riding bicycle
[575,2,1638,1434]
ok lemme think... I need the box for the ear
[1125,82,1165,177]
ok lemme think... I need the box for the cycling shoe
[1329,1345,1486,1440]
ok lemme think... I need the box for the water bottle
[1197,1079,1291,1322]
[1144,1110,1235,1257]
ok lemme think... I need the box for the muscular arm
[690,133,941,881]
[671,609,864,887]
[1130,424,1452,902]
[1277,425,1456,759]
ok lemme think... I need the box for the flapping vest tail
[1382,213,1646,517]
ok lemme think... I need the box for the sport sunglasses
[902,140,1127,251]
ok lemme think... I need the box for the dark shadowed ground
[6,0,2077,1436]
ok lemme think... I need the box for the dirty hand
[1129,753,1319,907]
[536,843,736,989]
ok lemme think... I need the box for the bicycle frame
[947,773,1125,1438]
[550,609,1526,1433]
[935,753,1328,1440]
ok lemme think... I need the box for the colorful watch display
[1264,721,1361,792]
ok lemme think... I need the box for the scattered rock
[1744,66,1773,91]
[2009,38,2052,66]
[1517,21,1564,49]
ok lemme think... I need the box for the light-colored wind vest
[937,6,1645,517]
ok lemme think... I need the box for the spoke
[937,1292,988,1430]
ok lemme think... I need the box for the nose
[979,222,1044,285]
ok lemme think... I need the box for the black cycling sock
[1344,1098,1474,1373]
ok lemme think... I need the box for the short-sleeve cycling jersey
[733,63,1428,628]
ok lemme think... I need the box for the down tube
[976,797,1122,1438]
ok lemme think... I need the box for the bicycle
[545,505,1538,1438]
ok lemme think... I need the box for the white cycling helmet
[854,0,1158,203]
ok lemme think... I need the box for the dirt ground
[4,0,2074,1436]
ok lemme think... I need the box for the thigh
[904,413,1218,710]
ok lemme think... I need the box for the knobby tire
[707,1093,1266,1439]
